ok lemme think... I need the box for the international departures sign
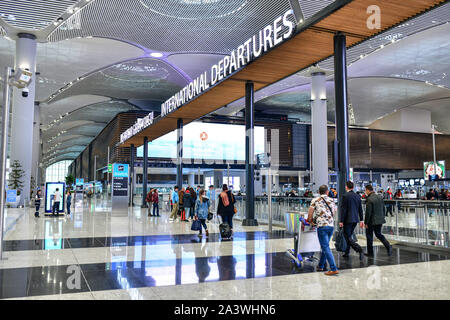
[160,9,296,118]
[120,8,297,144]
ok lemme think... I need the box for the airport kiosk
[44,182,65,216]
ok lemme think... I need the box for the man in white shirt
[52,188,62,217]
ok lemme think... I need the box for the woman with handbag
[194,189,210,237]
[217,184,236,231]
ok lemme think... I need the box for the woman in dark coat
[183,188,193,220]
[217,184,236,230]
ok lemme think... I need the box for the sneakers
[324,270,339,276]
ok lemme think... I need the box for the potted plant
[8,160,24,207]
[65,174,75,191]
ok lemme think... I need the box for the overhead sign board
[160,9,295,118]
[120,112,154,144]
[424,160,445,180]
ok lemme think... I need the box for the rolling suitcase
[219,222,232,239]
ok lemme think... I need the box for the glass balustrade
[231,196,450,249]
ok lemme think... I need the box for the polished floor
[1,199,450,300]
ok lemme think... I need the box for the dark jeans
[186,207,194,219]
[385,204,393,216]
[35,204,40,216]
[153,202,159,216]
[366,224,391,255]
[67,202,71,215]
[222,215,233,229]
[317,226,337,271]
[198,219,208,234]
[343,223,362,254]
[52,202,60,215]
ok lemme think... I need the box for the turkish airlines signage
[161,9,295,118]
[120,112,154,144]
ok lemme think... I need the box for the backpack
[220,191,230,206]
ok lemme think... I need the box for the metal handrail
[232,196,450,249]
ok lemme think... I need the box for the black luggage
[219,222,232,239]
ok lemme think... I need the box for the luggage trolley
[286,215,321,268]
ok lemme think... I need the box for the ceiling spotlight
[67,8,74,14]
[150,52,164,58]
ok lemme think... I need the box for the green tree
[9,160,24,196]
[65,174,75,190]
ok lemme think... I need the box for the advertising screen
[113,163,129,178]
[136,122,264,160]
[424,161,446,180]
[45,182,65,213]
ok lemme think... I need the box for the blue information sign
[6,190,17,203]
[113,164,129,178]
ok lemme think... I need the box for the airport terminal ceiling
[0,0,449,168]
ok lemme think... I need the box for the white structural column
[188,173,195,187]
[32,103,40,188]
[311,71,328,189]
[10,33,37,205]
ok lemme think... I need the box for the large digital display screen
[136,122,264,160]
[424,161,446,180]
[45,182,65,213]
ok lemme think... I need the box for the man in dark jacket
[339,181,364,259]
[183,188,193,220]
[364,184,392,257]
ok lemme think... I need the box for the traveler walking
[183,188,193,221]
[207,185,215,212]
[394,189,402,212]
[34,189,42,217]
[384,187,394,217]
[190,186,197,217]
[179,187,186,221]
[145,189,153,216]
[308,184,339,276]
[339,181,364,260]
[217,184,236,231]
[363,184,392,257]
[52,188,62,217]
[66,190,72,215]
[195,189,210,237]
[169,186,179,221]
[152,189,160,216]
